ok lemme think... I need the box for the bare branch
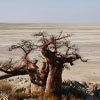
[0,68,12,74]
[75,54,88,62]
[0,73,13,79]
[0,69,28,79]
[43,34,71,48]
[64,47,70,56]
[9,40,36,54]
[0,58,14,71]
[57,31,63,38]
[0,66,28,80]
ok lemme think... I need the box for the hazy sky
[0,0,100,23]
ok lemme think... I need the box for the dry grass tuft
[9,92,30,100]
[0,80,13,94]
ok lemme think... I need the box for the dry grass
[0,80,30,100]
[0,80,98,100]
[8,92,30,100]
[31,89,84,100]
[0,80,13,94]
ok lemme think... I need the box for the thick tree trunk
[29,65,48,96]
[29,72,44,95]
[45,65,62,98]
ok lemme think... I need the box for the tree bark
[45,64,62,98]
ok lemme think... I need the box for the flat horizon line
[0,22,100,25]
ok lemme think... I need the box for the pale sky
[0,0,100,23]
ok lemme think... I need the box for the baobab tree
[0,32,87,99]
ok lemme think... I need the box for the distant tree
[0,32,87,99]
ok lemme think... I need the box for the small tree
[0,32,87,99]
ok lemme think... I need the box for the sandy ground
[0,23,100,83]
